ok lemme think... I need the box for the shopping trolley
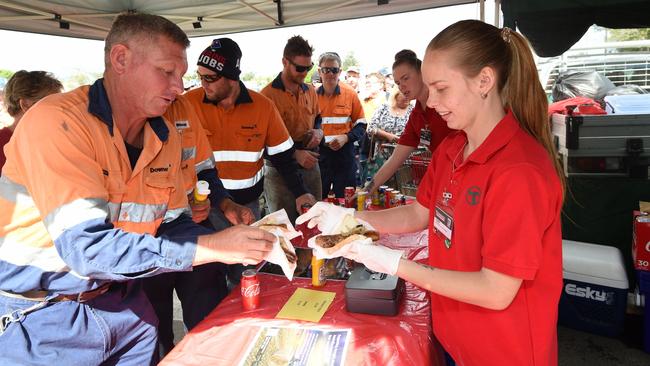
[401,148,432,196]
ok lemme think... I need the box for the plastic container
[193,180,210,202]
[604,94,650,114]
[559,240,629,337]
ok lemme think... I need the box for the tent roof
[0,0,474,40]
[502,0,650,57]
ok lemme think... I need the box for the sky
[0,2,498,82]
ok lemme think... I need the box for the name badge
[419,128,432,146]
[175,120,190,130]
[433,205,453,244]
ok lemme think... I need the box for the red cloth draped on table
[160,230,443,366]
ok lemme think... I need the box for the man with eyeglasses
[184,36,316,235]
[316,52,367,198]
[261,36,322,223]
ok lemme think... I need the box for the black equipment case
[551,113,650,178]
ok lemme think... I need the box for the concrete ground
[169,293,650,365]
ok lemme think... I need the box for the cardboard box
[559,240,629,337]
[633,210,650,271]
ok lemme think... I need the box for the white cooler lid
[562,240,629,289]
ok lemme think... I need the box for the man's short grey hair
[104,12,190,68]
[318,52,341,67]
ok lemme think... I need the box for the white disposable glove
[349,244,404,276]
[308,235,372,260]
[295,201,354,234]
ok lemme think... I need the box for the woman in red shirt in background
[1,71,62,170]
[365,49,452,193]
[299,20,565,366]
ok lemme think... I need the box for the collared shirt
[0,79,196,295]
[417,110,563,366]
[317,83,366,143]
[398,100,452,153]
[184,82,306,204]
[165,95,232,211]
[261,73,321,146]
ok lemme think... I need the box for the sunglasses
[197,71,223,83]
[287,58,313,73]
[320,67,340,74]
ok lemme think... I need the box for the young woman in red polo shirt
[298,20,564,366]
[364,50,452,193]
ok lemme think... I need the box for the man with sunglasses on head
[184,36,316,233]
[316,52,367,198]
[261,36,322,223]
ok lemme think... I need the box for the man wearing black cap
[184,37,316,238]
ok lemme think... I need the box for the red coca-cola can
[241,269,260,310]
[344,186,355,208]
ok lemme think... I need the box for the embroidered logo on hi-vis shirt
[465,186,481,206]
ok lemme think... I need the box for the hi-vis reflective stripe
[164,206,190,223]
[213,149,264,163]
[352,118,367,126]
[115,202,168,223]
[322,116,351,125]
[107,202,189,224]
[195,157,215,174]
[44,198,111,240]
[0,176,33,206]
[267,137,293,156]
[182,147,197,162]
[220,168,264,190]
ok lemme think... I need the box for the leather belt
[0,282,112,303]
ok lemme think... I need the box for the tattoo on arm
[414,261,435,271]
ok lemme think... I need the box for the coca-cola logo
[241,283,260,297]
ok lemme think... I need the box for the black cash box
[345,266,404,316]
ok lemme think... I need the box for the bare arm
[397,259,522,310]
[356,200,429,234]
[367,144,415,192]
[373,128,400,143]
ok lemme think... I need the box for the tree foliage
[608,28,650,51]
[342,51,360,71]
[0,69,14,80]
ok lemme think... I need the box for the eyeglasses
[197,71,223,83]
[320,67,340,74]
[287,58,313,73]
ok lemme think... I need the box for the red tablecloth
[160,231,443,366]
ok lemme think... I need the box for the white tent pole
[494,0,501,27]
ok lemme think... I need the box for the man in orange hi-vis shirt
[184,38,317,219]
[184,37,317,286]
[316,52,367,198]
[0,13,274,366]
